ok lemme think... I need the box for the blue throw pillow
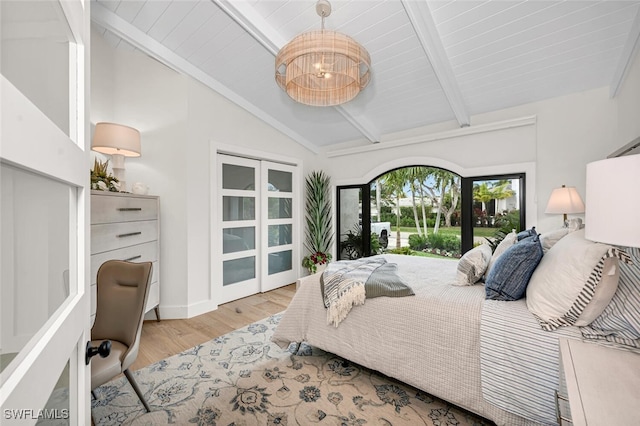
[517,226,537,241]
[485,236,543,301]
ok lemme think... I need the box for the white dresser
[90,190,160,323]
[557,338,640,425]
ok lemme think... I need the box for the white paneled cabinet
[90,190,160,323]
[557,338,640,425]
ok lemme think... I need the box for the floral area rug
[91,313,493,425]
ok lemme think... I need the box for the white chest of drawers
[90,190,160,323]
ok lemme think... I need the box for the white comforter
[272,254,545,426]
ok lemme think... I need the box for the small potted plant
[302,170,334,274]
[90,158,121,192]
[302,251,332,274]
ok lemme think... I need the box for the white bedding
[272,254,546,425]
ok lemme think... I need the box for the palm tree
[382,169,408,249]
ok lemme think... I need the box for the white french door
[217,155,298,304]
[0,1,90,425]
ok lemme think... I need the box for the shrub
[386,246,413,256]
[408,233,429,251]
[427,233,460,252]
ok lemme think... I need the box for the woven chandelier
[275,0,371,107]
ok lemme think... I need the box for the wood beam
[401,0,470,127]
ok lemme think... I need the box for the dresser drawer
[90,241,158,285]
[91,220,158,254]
[91,194,158,224]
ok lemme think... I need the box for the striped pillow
[581,247,640,348]
[526,229,630,330]
[455,243,492,286]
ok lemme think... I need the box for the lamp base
[111,154,127,192]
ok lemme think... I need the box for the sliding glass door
[217,155,298,303]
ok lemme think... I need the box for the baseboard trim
[151,300,218,320]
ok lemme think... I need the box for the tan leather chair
[90,260,153,412]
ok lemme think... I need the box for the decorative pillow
[581,247,639,348]
[485,236,543,301]
[517,226,537,241]
[526,229,630,330]
[539,227,571,253]
[455,244,492,286]
[485,231,517,278]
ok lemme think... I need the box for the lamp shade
[585,154,640,247]
[545,185,585,215]
[92,122,141,157]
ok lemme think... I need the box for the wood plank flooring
[130,284,296,371]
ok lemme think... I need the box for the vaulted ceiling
[91,0,640,153]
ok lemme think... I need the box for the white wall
[91,29,318,319]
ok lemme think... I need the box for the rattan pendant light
[275,0,371,107]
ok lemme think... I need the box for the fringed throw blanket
[321,257,414,327]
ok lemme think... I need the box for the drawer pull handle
[118,207,142,211]
[554,389,573,424]
[124,255,142,262]
[117,232,142,238]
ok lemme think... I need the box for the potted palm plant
[302,170,333,274]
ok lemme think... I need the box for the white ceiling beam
[213,0,381,143]
[401,0,470,127]
[91,2,319,154]
[610,7,640,98]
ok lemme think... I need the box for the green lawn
[390,226,498,238]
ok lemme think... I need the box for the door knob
[85,340,111,365]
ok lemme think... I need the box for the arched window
[337,166,525,260]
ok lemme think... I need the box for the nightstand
[557,338,640,425]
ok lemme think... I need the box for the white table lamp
[545,185,585,227]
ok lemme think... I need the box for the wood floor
[130,284,297,371]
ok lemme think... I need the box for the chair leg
[123,369,151,413]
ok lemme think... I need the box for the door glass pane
[268,250,292,275]
[1,164,72,374]
[472,178,521,244]
[1,1,72,136]
[223,196,255,221]
[222,164,255,190]
[223,256,255,286]
[268,198,291,219]
[223,227,255,253]
[36,359,70,424]
[338,187,363,260]
[268,224,292,247]
[268,170,292,192]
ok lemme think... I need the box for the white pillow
[485,231,517,278]
[526,229,624,329]
[539,227,571,253]
[455,244,492,286]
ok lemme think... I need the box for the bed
[272,230,639,426]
